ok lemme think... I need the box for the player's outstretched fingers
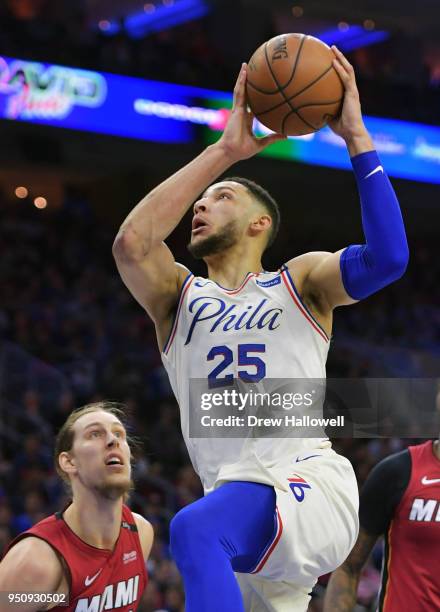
[232,63,247,111]
[332,57,349,86]
[331,46,354,74]
[331,46,357,91]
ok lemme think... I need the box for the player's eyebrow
[201,185,237,198]
[83,421,124,431]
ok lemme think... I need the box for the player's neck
[63,494,123,550]
[205,250,263,288]
[434,439,440,460]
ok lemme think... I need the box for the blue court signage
[1,55,439,184]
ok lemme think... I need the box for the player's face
[188,181,254,258]
[70,411,132,500]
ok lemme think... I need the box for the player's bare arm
[0,537,67,612]
[287,46,408,330]
[323,528,378,611]
[112,64,285,348]
[132,513,154,561]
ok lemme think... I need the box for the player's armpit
[323,528,378,612]
[112,234,190,346]
[0,537,65,612]
[298,249,358,311]
[132,513,154,561]
[285,250,356,337]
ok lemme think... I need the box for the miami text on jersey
[74,575,140,611]
[409,498,440,522]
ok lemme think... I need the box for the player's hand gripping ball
[246,33,343,136]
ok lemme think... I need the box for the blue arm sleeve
[340,150,409,301]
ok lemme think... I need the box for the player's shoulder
[285,252,333,276]
[0,535,63,589]
[285,252,334,268]
[131,510,153,532]
[176,261,193,283]
[284,252,333,292]
[371,447,411,477]
[131,513,154,560]
[176,263,193,289]
[363,448,411,494]
[360,448,412,535]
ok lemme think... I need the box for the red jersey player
[0,402,153,612]
[324,438,440,611]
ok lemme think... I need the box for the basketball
[246,33,344,136]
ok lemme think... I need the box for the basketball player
[0,402,153,612]
[112,47,408,611]
[324,437,440,611]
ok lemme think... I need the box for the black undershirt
[359,449,412,535]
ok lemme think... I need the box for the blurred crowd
[0,0,439,125]
[0,178,438,610]
[0,0,229,89]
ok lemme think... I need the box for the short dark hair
[223,176,280,249]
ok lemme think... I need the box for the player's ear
[248,213,272,238]
[58,451,77,476]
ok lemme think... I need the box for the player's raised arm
[112,64,285,344]
[0,537,65,612]
[292,46,408,313]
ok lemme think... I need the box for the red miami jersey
[374,441,440,611]
[5,504,148,612]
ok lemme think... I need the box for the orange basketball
[246,33,344,136]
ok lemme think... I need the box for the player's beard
[94,476,134,501]
[187,220,239,259]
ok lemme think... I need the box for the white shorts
[222,448,359,611]
[235,574,313,612]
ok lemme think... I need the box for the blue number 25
[207,343,266,388]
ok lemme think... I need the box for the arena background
[0,1,439,610]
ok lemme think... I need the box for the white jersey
[161,265,332,493]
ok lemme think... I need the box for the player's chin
[109,466,130,478]
[104,466,131,483]
[187,233,213,258]
[189,237,205,253]
[99,476,132,499]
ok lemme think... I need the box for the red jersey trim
[163,273,194,355]
[250,506,283,574]
[280,266,330,343]
[213,272,256,294]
